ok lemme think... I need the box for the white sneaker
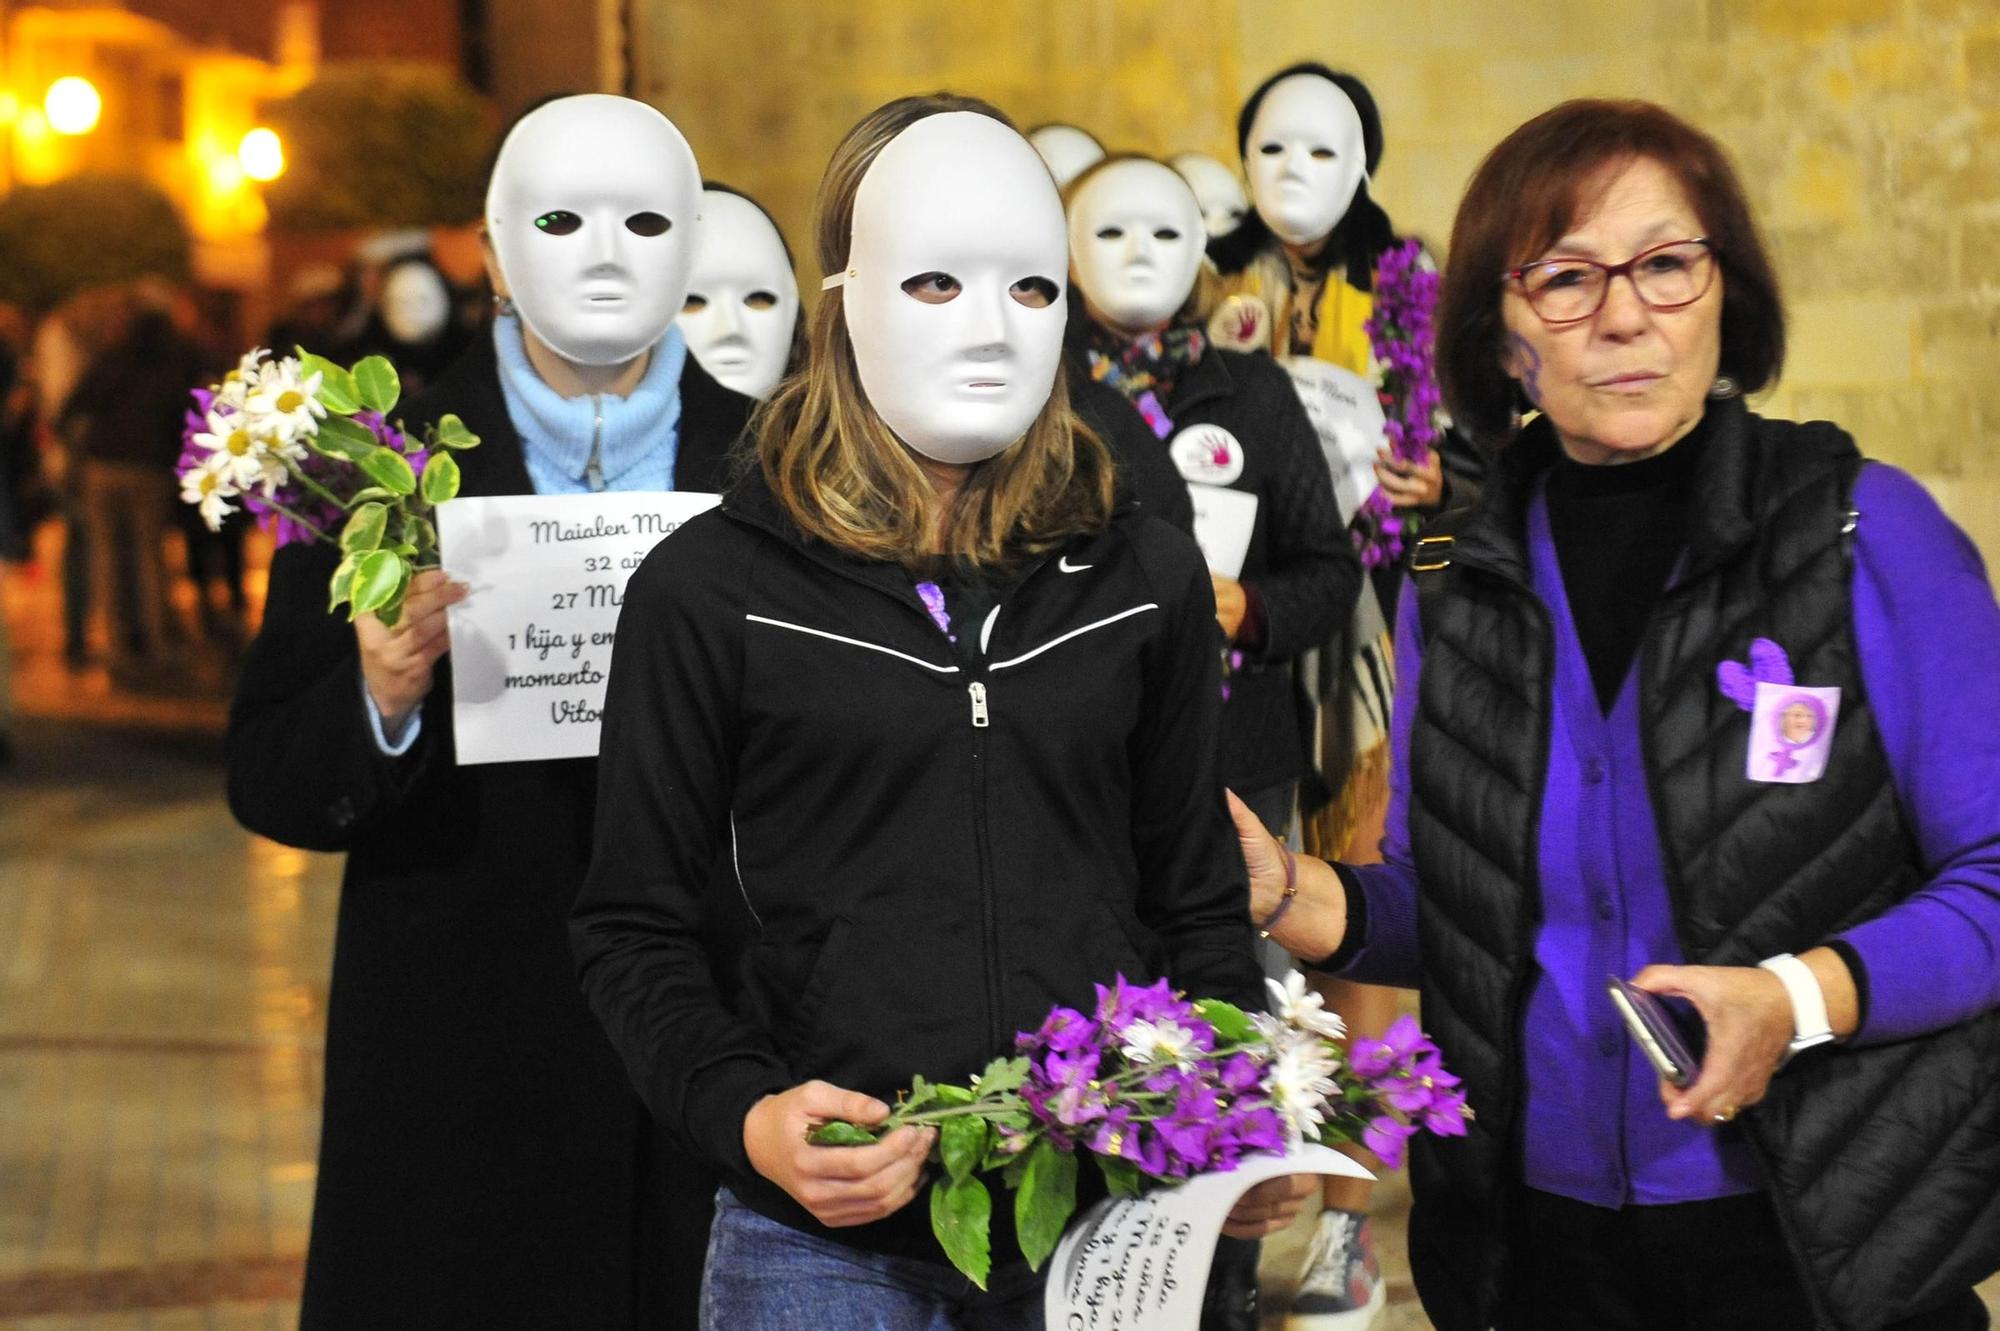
[1283,1207,1386,1331]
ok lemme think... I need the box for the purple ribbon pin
[1716,637,1793,711]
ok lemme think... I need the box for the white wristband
[1758,952,1834,1050]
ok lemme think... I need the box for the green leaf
[1097,1154,1143,1198]
[339,502,387,555]
[407,514,438,557]
[805,1121,881,1147]
[432,411,480,450]
[348,486,397,504]
[357,446,417,496]
[420,450,461,506]
[298,351,360,414]
[930,1176,992,1290]
[975,1055,1030,1098]
[939,1115,989,1185]
[352,355,401,413]
[1195,998,1257,1046]
[312,413,379,459]
[934,1084,976,1107]
[1015,1138,1078,1271]
[348,549,408,620]
[327,552,361,614]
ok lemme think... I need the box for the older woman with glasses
[1227,98,2000,1331]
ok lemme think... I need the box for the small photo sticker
[1748,681,1840,784]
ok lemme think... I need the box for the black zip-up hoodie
[571,467,1266,1261]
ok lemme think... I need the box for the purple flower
[1020,1005,1094,1055]
[1351,1014,1428,1081]
[1362,1115,1420,1169]
[1219,1052,1263,1094]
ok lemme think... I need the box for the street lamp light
[44,76,99,135]
[238,126,283,181]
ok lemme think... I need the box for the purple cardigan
[1342,462,2000,1206]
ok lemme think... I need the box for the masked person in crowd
[1170,151,1251,240]
[1064,152,1361,1331]
[572,95,1313,1331]
[678,184,806,402]
[1210,67,1499,1327]
[1228,98,2000,1331]
[1028,120,1107,190]
[227,94,755,1329]
[346,254,471,399]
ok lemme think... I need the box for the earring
[1709,374,1740,399]
[494,294,517,318]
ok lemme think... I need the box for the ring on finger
[1712,1105,1738,1125]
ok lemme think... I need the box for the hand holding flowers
[175,346,480,626]
[804,972,1470,1289]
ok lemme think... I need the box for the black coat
[571,468,1266,1263]
[226,334,753,1329]
[1067,343,1360,794]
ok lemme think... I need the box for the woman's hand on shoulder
[743,1081,937,1228]
[356,569,467,729]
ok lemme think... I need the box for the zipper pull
[585,395,607,492]
[968,681,990,728]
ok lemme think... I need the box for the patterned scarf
[1083,321,1208,439]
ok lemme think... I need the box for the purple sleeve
[1339,581,1424,988]
[1834,464,2000,1045]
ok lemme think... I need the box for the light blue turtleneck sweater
[491,312,685,495]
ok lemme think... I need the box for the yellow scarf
[1229,252,1375,375]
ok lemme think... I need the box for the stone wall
[636,0,2000,567]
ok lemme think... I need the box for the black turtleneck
[1544,419,1707,711]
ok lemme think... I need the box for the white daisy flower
[1266,972,1347,1042]
[242,357,326,445]
[179,455,238,532]
[1118,1017,1203,1068]
[1264,1036,1341,1145]
[191,409,285,491]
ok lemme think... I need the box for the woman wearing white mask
[678,184,806,401]
[227,94,756,1329]
[1065,154,1361,1330]
[573,95,1310,1329]
[1211,63,1482,1331]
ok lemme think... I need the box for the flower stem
[261,496,333,545]
[285,463,350,515]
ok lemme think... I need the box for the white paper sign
[1188,484,1258,580]
[1047,1144,1373,1331]
[1281,356,1387,526]
[437,490,720,765]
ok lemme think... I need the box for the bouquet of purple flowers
[175,346,479,625]
[1357,238,1444,568]
[809,973,1469,1288]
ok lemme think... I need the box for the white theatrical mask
[678,190,799,400]
[379,262,451,345]
[1244,74,1367,248]
[1028,123,1106,190]
[1068,159,1206,335]
[1169,151,1250,239]
[832,112,1069,466]
[485,94,701,367]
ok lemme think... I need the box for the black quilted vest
[1402,399,2000,1331]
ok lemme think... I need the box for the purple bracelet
[1257,843,1299,939]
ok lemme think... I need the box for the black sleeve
[1240,359,1363,662]
[225,541,439,851]
[570,525,792,1178]
[1127,525,1267,1012]
[1429,422,1487,517]
[1072,374,1195,536]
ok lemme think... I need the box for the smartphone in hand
[1607,974,1700,1088]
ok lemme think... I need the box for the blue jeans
[701,1189,1046,1331]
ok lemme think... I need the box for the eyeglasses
[1502,238,1717,325]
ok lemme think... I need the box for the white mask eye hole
[1095,226,1125,241]
[1310,147,1337,161]
[682,293,708,313]
[1153,228,1181,242]
[744,290,780,311]
[901,271,962,304]
[1258,142,1283,157]
[1009,276,1059,309]
[534,210,582,236]
[625,211,671,237]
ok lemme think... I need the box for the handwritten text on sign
[437,491,719,765]
[1046,1145,1372,1330]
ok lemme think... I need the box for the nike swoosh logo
[1057,556,1094,573]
